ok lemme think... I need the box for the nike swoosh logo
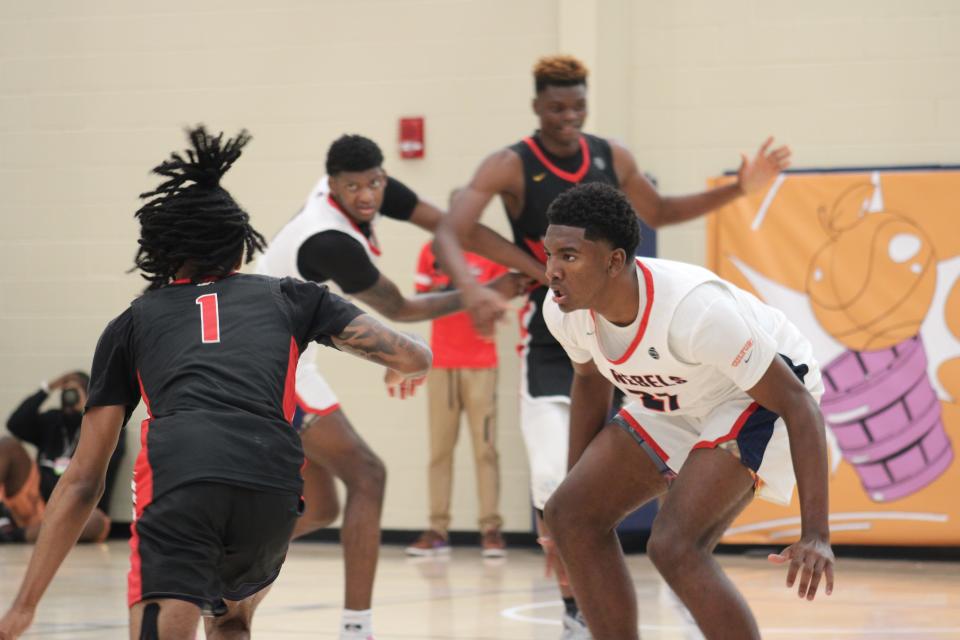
[533,172,547,182]
[744,352,753,363]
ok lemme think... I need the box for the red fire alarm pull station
[399,117,425,159]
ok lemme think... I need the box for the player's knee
[350,452,386,498]
[647,519,695,575]
[543,490,574,540]
[209,614,252,638]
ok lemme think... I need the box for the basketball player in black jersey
[433,55,791,637]
[0,127,432,640]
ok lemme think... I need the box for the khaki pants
[427,367,502,534]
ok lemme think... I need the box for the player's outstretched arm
[0,405,125,639]
[746,358,835,601]
[435,150,546,337]
[612,136,791,228]
[568,359,614,470]
[332,313,432,378]
[353,271,530,324]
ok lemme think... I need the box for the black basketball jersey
[85,273,362,505]
[507,133,618,398]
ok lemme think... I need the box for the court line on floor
[500,601,960,635]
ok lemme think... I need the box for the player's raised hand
[384,368,425,400]
[0,604,35,640]
[485,272,537,300]
[463,285,510,338]
[736,136,791,195]
[768,535,835,600]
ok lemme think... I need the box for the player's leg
[518,396,582,623]
[129,598,200,640]
[462,368,503,554]
[544,422,669,640]
[211,486,301,639]
[204,587,271,640]
[299,409,385,614]
[292,457,340,539]
[646,447,758,640]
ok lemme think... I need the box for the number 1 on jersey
[196,293,221,344]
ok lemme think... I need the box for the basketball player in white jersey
[259,134,527,640]
[539,183,835,640]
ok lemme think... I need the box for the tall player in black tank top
[434,54,792,636]
[0,127,433,640]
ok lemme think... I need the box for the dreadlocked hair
[533,55,588,93]
[134,126,266,290]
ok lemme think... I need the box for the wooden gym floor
[1,540,958,639]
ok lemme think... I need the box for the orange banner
[709,168,960,545]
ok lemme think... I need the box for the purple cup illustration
[821,335,953,502]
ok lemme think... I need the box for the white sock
[341,609,373,638]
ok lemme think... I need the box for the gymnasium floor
[1,541,958,639]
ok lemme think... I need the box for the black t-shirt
[6,390,126,507]
[86,273,363,501]
[296,176,419,293]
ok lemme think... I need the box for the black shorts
[128,481,302,615]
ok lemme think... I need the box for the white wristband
[40,380,50,394]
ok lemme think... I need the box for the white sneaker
[560,610,592,639]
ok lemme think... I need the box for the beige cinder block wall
[2,0,957,531]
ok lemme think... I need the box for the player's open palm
[0,605,34,640]
[768,535,835,601]
[737,136,791,195]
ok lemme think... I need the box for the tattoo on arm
[354,274,462,322]
[332,314,430,374]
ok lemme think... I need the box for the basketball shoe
[560,610,592,639]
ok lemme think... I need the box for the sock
[341,609,372,637]
[563,596,579,617]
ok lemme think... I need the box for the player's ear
[608,248,627,275]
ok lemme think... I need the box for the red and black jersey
[507,132,618,398]
[85,274,362,502]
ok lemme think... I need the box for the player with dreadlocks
[0,126,432,640]
[434,54,792,638]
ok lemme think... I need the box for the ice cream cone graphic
[808,173,952,501]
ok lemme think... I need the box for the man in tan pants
[405,241,507,557]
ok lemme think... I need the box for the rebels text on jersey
[544,258,819,418]
[85,274,363,501]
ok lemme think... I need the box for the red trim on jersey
[170,272,238,286]
[295,395,341,417]
[692,402,760,450]
[327,194,382,256]
[522,136,591,184]
[282,337,300,423]
[618,409,670,462]
[524,238,548,265]
[128,371,155,607]
[591,260,655,365]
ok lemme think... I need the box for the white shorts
[616,381,824,506]
[295,342,340,416]
[519,395,570,510]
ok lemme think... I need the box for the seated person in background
[0,371,124,543]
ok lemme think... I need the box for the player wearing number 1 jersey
[540,184,835,640]
[0,127,432,640]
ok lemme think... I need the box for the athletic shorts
[293,343,340,433]
[519,395,570,510]
[128,481,302,614]
[614,355,823,505]
[0,463,44,528]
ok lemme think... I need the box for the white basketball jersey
[545,258,817,418]
[257,176,381,296]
